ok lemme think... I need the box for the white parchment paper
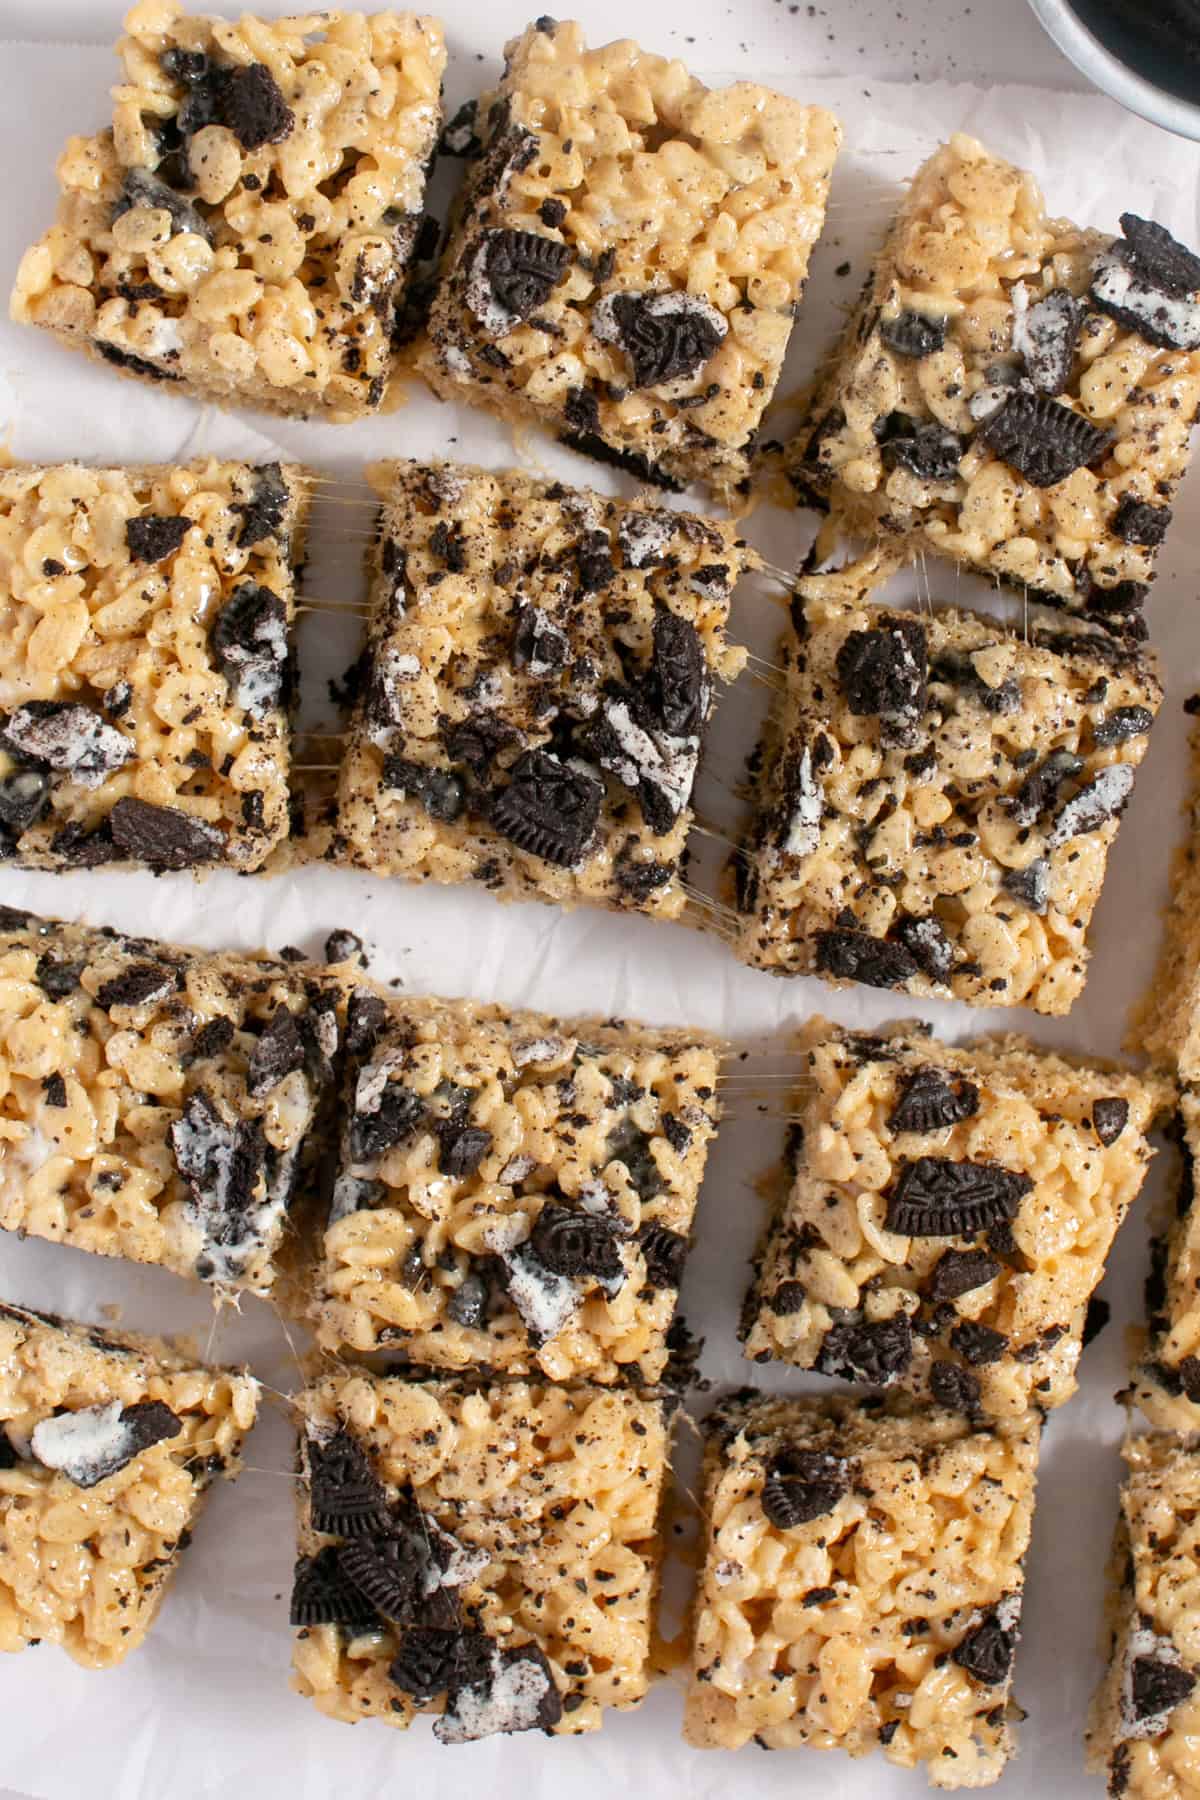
[1,22,1199,1799]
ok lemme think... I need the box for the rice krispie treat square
[332,460,748,920]
[1128,1088,1200,1432]
[0,1302,258,1667]
[732,560,1161,1014]
[0,458,308,872]
[310,987,720,1383]
[1130,709,1200,1081]
[11,3,446,420]
[0,907,342,1297]
[685,1389,1041,1787]
[291,1367,669,1739]
[740,1019,1165,1418]
[1087,1432,1200,1798]
[417,19,841,500]
[782,133,1200,640]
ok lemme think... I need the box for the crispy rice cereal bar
[291,1367,669,1739]
[11,4,446,419]
[685,1389,1040,1787]
[0,908,342,1296]
[740,1019,1165,1417]
[0,459,308,872]
[782,134,1200,640]
[0,1302,258,1667]
[310,987,720,1382]
[332,460,748,919]
[1130,711,1200,1081]
[732,559,1161,1014]
[417,19,840,500]
[1128,1088,1200,1432]
[1087,1432,1200,1798]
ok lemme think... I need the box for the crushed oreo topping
[878,412,964,482]
[638,1220,688,1290]
[815,1314,913,1385]
[815,929,919,990]
[1113,497,1172,546]
[382,755,464,824]
[1129,1654,1197,1724]
[952,1609,1018,1685]
[835,616,927,748]
[0,701,134,787]
[169,1088,269,1283]
[979,391,1114,487]
[349,1077,426,1163]
[1011,285,1082,395]
[247,1005,306,1097]
[592,290,727,388]
[1092,706,1154,748]
[1001,858,1051,914]
[892,914,955,983]
[112,167,212,244]
[885,1158,1033,1237]
[760,1447,848,1529]
[1010,749,1085,826]
[233,463,290,548]
[879,309,947,358]
[1047,763,1135,847]
[96,961,176,1011]
[490,750,602,867]
[125,513,190,563]
[928,1248,1002,1302]
[930,1361,982,1410]
[109,796,224,868]
[888,1066,979,1135]
[209,581,289,717]
[1092,1097,1130,1145]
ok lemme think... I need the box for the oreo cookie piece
[815,1314,913,1385]
[233,464,290,548]
[381,756,465,823]
[435,1641,563,1744]
[530,1202,625,1288]
[951,1609,1018,1685]
[338,1530,443,1625]
[885,1157,1033,1237]
[169,1089,267,1269]
[34,952,82,1000]
[96,961,176,1011]
[650,608,708,736]
[465,229,571,334]
[892,915,955,983]
[210,581,289,717]
[1092,217,1200,350]
[489,750,602,868]
[512,605,569,674]
[927,1249,1002,1303]
[1011,286,1082,395]
[109,796,225,868]
[1047,763,1135,847]
[390,1628,491,1702]
[1092,706,1154,748]
[349,1080,426,1163]
[638,1220,689,1290]
[1092,1098,1130,1145]
[592,290,727,388]
[125,513,191,563]
[1129,1654,1197,1723]
[878,412,964,483]
[888,1067,979,1135]
[835,616,927,748]
[307,1428,390,1537]
[111,168,212,245]
[0,701,134,786]
[814,929,919,991]
[290,1546,380,1629]
[214,62,295,150]
[950,1320,1008,1365]
[30,1397,181,1488]
[1010,748,1085,826]
[586,694,698,836]
[0,768,50,839]
[437,1122,492,1179]
[247,1005,306,1098]
[760,1447,848,1529]
[929,1361,981,1410]
[879,309,947,358]
[1113,497,1172,546]
[446,1270,490,1330]
[1001,858,1050,914]
[606,1117,664,1201]
[978,391,1113,487]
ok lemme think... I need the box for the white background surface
[0,5,1197,1799]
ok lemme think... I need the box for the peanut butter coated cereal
[291,1368,669,1738]
[0,909,341,1296]
[1087,1433,1200,1798]
[733,558,1161,1013]
[685,1390,1041,1787]
[0,1303,258,1668]
[310,987,720,1381]
[11,3,446,419]
[418,19,840,499]
[0,459,308,872]
[741,1019,1165,1417]
[783,134,1200,638]
[333,460,748,919]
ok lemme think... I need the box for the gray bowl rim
[1029,0,1200,141]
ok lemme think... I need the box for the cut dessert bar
[0,459,308,872]
[1129,1088,1200,1431]
[310,987,720,1382]
[685,1389,1040,1787]
[291,1366,669,1739]
[11,4,446,419]
[783,133,1200,639]
[0,1302,258,1666]
[332,460,748,919]
[1130,708,1200,1080]
[1087,1432,1200,1798]
[418,18,841,499]
[0,907,341,1296]
[740,1019,1164,1417]
[733,559,1161,1014]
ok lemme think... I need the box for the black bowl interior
[1067,0,1200,105]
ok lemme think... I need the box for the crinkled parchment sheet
[0,33,1199,1800]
